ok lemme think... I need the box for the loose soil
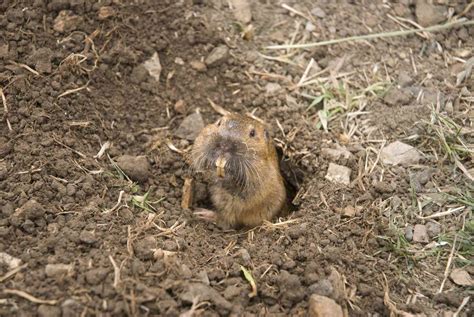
[0,1,473,316]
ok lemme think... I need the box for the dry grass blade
[3,289,58,305]
[0,264,27,283]
[104,190,125,214]
[0,87,12,131]
[208,98,230,116]
[438,235,458,293]
[108,255,121,289]
[267,19,474,49]
[8,61,40,76]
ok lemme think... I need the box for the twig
[58,81,90,98]
[8,61,40,76]
[416,206,465,220]
[0,88,12,131]
[0,264,27,283]
[94,141,111,159]
[266,19,474,49]
[53,137,87,158]
[281,3,312,22]
[3,289,58,305]
[438,235,457,293]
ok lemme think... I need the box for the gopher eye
[216,119,222,127]
[264,129,269,139]
[249,129,256,138]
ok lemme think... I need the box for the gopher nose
[219,141,233,152]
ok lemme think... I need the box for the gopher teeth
[216,156,227,178]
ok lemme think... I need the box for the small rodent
[191,112,287,228]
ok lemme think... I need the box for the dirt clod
[53,10,83,33]
[37,305,61,317]
[116,155,151,183]
[45,263,74,278]
[415,0,447,26]
[308,294,344,317]
[205,45,229,67]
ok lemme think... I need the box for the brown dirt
[0,1,473,316]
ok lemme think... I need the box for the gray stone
[205,45,229,67]
[265,82,281,94]
[175,112,204,141]
[381,141,421,165]
[308,295,343,317]
[426,221,441,238]
[325,163,351,185]
[85,268,109,285]
[230,0,252,24]
[413,224,429,243]
[79,230,97,245]
[116,155,151,183]
[405,225,414,241]
[311,7,326,18]
[45,263,74,278]
[415,0,446,26]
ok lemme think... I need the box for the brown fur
[191,113,286,228]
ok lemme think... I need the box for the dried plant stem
[267,19,474,49]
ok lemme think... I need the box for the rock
[341,206,359,217]
[413,224,429,243]
[133,236,156,260]
[19,199,45,220]
[0,252,22,269]
[426,221,441,238]
[79,230,97,245]
[53,10,83,33]
[325,163,351,185]
[45,263,74,278]
[85,268,109,285]
[143,52,162,82]
[383,87,413,106]
[116,155,151,183]
[190,60,207,72]
[450,268,473,286]
[98,6,115,20]
[0,43,8,59]
[230,0,252,24]
[321,146,353,160]
[265,82,281,94]
[38,305,61,317]
[174,100,186,114]
[180,283,232,311]
[174,112,204,141]
[415,0,446,27]
[381,141,421,165]
[205,45,229,67]
[405,225,414,241]
[30,48,52,74]
[306,21,316,32]
[61,298,81,317]
[327,268,345,301]
[308,295,344,317]
[311,7,326,18]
